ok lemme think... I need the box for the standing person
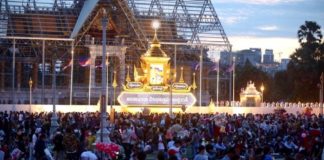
[168,140,182,160]
[193,146,208,160]
[53,130,64,160]
[121,124,132,159]
[191,129,200,155]
[63,127,80,160]
[34,134,46,160]
[263,146,273,160]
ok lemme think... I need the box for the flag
[62,59,72,70]
[195,64,200,71]
[208,64,219,73]
[226,64,234,72]
[79,57,91,67]
[190,62,200,71]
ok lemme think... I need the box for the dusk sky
[212,0,324,60]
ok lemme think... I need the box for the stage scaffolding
[0,0,231,106]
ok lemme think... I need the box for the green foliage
[272,70,293,101]
[298,21,322,45]
[284,21,324,102]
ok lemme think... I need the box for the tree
[286,21,324,102]
[272,71,293,101]
[298,21,322,45]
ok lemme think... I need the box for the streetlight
[50,59,59,137]
[260,83,264,104]
[96,8,110,143]
[215,56,220,107]
[319,72,323,115]
[28,77,32,112]
[232,56,235,107]
[314,48,322,115]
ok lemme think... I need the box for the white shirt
[18,114,23,121]
[194,153,208,160]
[215,143,226,151]
[167,140,175,149]
[121,129,131,144]
[32,134,37,147]
[81,151,98,160]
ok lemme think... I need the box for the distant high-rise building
[234,48,261,66]
[263,49,274,64]
[250,48,262,63]
[279,58,290,70]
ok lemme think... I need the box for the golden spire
[126,65,131,83]
[133,64,138,81]
[179,67,184,83]
[192,72,197,90]
[112,71,118,88]
[143,20,167,57]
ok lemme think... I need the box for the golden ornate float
[117,28,196,108]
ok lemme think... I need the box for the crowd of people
[0,110,323,160]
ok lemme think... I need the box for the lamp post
[50,59,59,137]
[215,57,220,107]
[29,77,32,112]
[96,8,110,143]
[232,56,235,107]
[260,83,264,105]
[320,73,323,116]
[314,48,322,115]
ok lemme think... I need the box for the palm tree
[298,21,323,45]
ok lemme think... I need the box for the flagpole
[232,56,235,107]
[106,58,109,110]
[42,40,45,104]
[216,57,220,107]
[174,45,177,71]
[88,61,91,111]
[199,47,203,108]
[70,41,74,106]
[12,39,16,111]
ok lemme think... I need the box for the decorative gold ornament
[192,72,197,90]
[126,65,131,83]
[112,71,118,88]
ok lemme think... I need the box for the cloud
[257,25,279,31]
[217,9,253,25]
[229,36,299,60]
[220,16,247,25]
[213,0,303,5]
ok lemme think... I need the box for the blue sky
[212,0,324,60]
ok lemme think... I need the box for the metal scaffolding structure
[0,0,231,105]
